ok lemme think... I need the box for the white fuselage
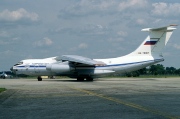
[12,55,163,78]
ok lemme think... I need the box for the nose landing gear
[37,76,42,81]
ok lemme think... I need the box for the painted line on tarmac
[12,94,89,98]
[69,87,178,119]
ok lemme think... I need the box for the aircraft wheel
[37,76,42,81]
[77,77,84,81]
[86,77,93,81]
[3,76,5,79]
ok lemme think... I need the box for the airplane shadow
[43,79,95,82]
[42,78,158,82]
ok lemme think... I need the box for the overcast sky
[0,0,180,70]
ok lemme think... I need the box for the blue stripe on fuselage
[95,59,162,68]
[16,65,46,68]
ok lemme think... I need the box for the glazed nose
[10,67,17,74]
[10,67,13,71]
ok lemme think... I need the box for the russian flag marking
[144,41,157,45]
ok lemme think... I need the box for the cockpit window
[14,62,23,66]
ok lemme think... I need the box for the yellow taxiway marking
[70,87,179,119]
[12,94,89,98]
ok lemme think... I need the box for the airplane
[10,25,177,81]
[0,71,14,79]
[0,72,8,79]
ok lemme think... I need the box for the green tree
[149,64,165,75]
[138,68,147,75]
[166,67,176,75]
[125,64,180,77]
[174,68,180,75]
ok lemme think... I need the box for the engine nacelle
[46,64,71,73]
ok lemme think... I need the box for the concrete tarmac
[0,78,180,119]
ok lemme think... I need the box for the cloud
[69,43,88,52]
[0,50,14,56]
[153,19,162,23]
[151,2,180,17]
[82,24,109,35]
[0,31,9,37]
[34,37,53,47]
[78,43,88,49]
[51,24,110,37]
[107,37,124,42]
[0,40,7,45]
[117,31,127,37]
[173,44,180,50]
[44,37,53,45]
[118,0,148,11]
[57,0,151,29]
[0,8,39,28]
[0,8,39,22]
[136,19,147,25]
[58,0,149,19]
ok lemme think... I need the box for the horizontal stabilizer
[141,24,177,31]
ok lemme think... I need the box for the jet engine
[46,64,71,73]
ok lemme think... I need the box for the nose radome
[10,67,17,74]
[10,67,13,71]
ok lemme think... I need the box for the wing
[56,55,106,66]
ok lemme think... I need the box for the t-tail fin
[129,25,177,57]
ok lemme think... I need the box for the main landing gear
[37,76,42,81]
[77,77,93,81]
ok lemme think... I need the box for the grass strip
[0,88,6,93]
